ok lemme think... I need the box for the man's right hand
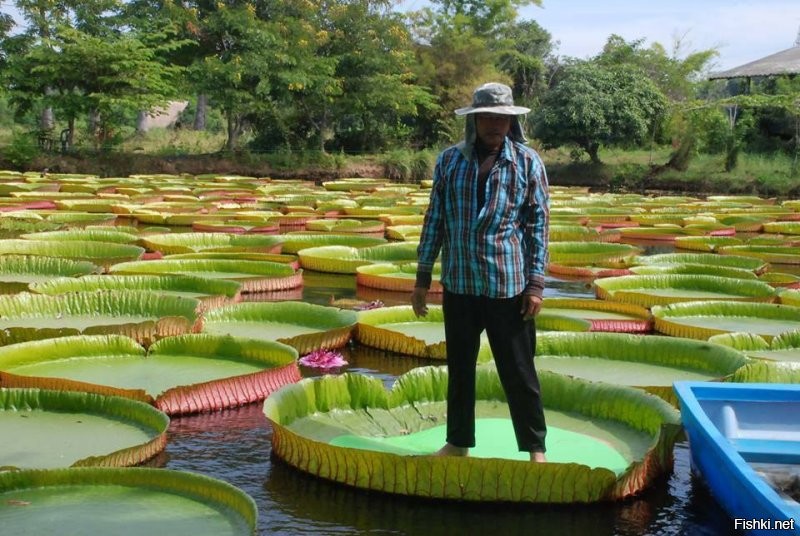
[411,287,429,317]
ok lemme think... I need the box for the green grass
[118,128,229,155]
[541,145,798,197]
[1,124,796,196]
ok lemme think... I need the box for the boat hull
[675,381,800,535]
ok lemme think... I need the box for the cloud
[521,1,799,70]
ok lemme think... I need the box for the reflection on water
[160,404,739,536]
[160,237,751,535]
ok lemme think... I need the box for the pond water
[155,240,755,536]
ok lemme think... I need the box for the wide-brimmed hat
[454,82,530,116]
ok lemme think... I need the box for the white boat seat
[721,405,800,442]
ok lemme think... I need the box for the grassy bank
[1,127,797,197]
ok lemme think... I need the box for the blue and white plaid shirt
[416,137,550,298]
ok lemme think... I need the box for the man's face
[475,113,512,149]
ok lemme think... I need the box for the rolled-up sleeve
[524,154,550,298]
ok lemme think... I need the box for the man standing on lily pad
[411,82,550,463]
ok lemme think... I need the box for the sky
[2,0,798,72]
[401,0,800,72]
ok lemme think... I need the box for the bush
[381,150,412,182]
[1,131,40,169]
[410,150,436,182]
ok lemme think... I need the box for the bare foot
[434,443,469,457]
[529,451,547,463]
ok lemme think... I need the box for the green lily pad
[0,334,300,415]
[633,252,768,273]
[298,242,419,273]
[201,301,357,355]
[652,300,800,341]
[0,240,143,270]
[541,298,652,332]
[594,274,776,307]
[0,291,198,346]
[109,258,300,293]
[0,467,256,536]
[534,332,747,404]
[549,242,642,266]
[0,388,168,469]
[0,256,100,293]
[264,367,681,503]
[141,233,283,255]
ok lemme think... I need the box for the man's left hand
[520,295,543,319]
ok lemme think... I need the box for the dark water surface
[161,240,752,536]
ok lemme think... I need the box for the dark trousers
[442,289,547,452]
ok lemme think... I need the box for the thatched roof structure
[710,46,800,79]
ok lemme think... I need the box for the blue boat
[674,381,800,535]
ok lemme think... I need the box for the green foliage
[594,35,718,102]
[533,63,668,163]
[381,150,412,182]
[6,25,186,146]
[2,130,40,168]
[496,20,554,107]
[380,149,436,183]
[0,93,13,127]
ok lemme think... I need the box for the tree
[594,34,717,102]
[320,1,434,152]
[7,26,185,148]
[406,0,542,146]
[496,19,554,105]
[533,62,667,163]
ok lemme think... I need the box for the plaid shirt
[416,137,550,298]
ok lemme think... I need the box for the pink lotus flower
[299,349,348,369]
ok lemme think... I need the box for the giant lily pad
[779,288,800,306]
[356,262,442,293]
[305,219,385,234]
[534,332,747,405]
[628,262,758,280]
[279,233,386,254]
[760,271,800,289]
[0,291,198,346]
[547,263,632,278]
[652,301,800,342]
[165,252,300,270]
[298,242,419,273]
[44,212,118,225]
[548,242,641,266]
[0,239,144,270]
[0,388,168,469]
[109,258,301,293]
[141,233,284,255]
[763,221,800,235]
[264,367,681,503]
[355,305,516,361]
[617,226,685,241]
[0,334,301,415]
[21,229,140,244]
[633,252,768,273]
[0,467,257,535]
[201,301,357,355]
[30,274,241,312]
[541,298,652,332]
[718,245,800,265]
[385,225,423,241]
[673,236,743,252]
[594,274,776,307]
[709,331,800,364]
[0,255,100,293]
